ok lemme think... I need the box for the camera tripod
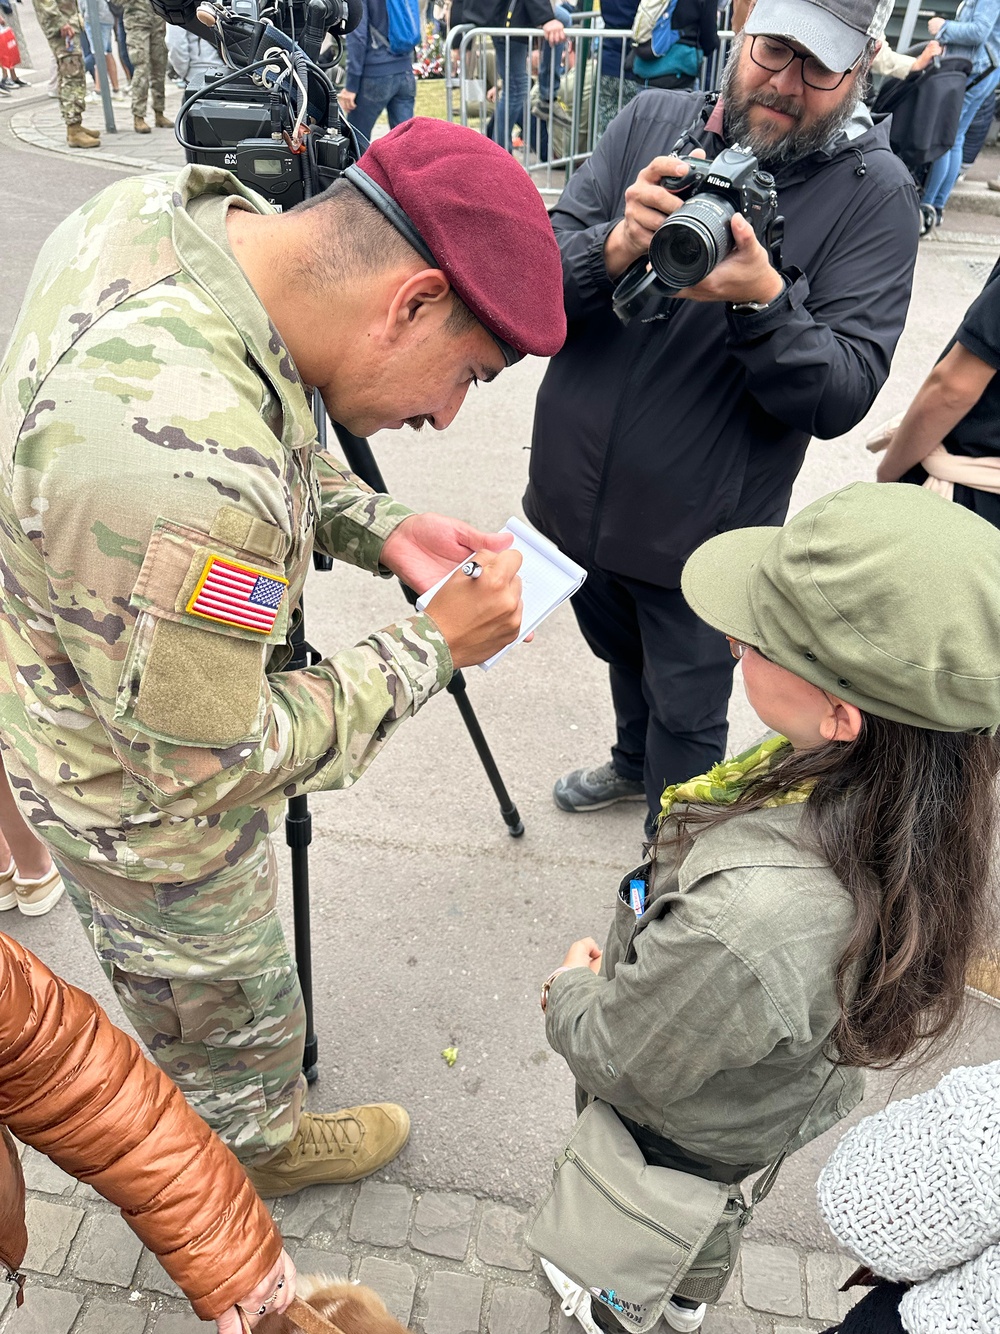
[288,403,524,1082]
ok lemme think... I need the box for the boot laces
[299,1112,364,1156]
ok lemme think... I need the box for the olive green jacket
[545,803,864,1169]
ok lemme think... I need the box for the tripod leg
[287,576,320,1083]
[447,671,524,837]
[326,420,526,837]
[287,793,320,1083]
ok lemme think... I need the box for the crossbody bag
[525,1070,836,1333]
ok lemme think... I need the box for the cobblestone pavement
[6,1136,863,1334]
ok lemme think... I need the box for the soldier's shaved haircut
[293,180,481,338]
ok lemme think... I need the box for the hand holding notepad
[416,517,587,669]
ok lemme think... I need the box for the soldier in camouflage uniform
[33,0,101,147]
[122,0,168,132]
[0,119,565,1194]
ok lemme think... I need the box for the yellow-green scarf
[659,734,812,821]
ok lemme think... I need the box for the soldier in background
[34,0,101,146]
[0,120,565,1198]
[123,0,168,131]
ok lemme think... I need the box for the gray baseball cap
[681,483,1000,735]
[744,0,892,74]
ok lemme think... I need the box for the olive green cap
[681,483,1000,735]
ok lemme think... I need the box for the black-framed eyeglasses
[748,34,859,91]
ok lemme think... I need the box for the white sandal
[12,864,65,917]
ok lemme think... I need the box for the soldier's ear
[382,269,451,343]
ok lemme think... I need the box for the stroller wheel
[919,203,938,237]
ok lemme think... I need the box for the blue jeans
[347,69,416,146]
[80,24,95,80]
[492,35,530,150]
[923,66,1000,211]
[115,14,133,79]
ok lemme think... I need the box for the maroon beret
[350,118,566,363]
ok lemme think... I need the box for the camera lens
[649,195,738,288]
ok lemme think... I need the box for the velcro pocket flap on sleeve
[131,517,290,645]
[116,516,290,748]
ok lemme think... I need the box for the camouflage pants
[596,74,642,140]
[43,32,86,127]
[60,837,306,1164]
[123,5,166,118]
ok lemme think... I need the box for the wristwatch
[730,276,788,316]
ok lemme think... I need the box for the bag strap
[746,1063,839,1215]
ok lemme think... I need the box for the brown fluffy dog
[257,1275,413,1334]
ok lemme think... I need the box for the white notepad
[414,516,587,670]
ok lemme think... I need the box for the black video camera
[152,0,361,206]
[612,145,784,323]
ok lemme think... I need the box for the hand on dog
[256,1275,415,1332]
[217,1248,296,1332]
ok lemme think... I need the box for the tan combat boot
[66,122,100,148]
[246,1105,410,1197]
[154,111,173,127]
[134,116,151,133]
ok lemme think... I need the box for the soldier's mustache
[405,415,431,431]
[749,91,804,120]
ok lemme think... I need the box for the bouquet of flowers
[413,22,445,78]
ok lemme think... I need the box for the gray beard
[720,40,862,167]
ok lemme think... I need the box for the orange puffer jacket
[0,932,282,1320]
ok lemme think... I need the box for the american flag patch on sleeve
[186,555,288,634]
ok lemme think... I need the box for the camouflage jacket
[0,165,453,882]
[34,0,82,40]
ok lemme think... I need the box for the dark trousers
[347,68,416,147]
[570,567,735,824]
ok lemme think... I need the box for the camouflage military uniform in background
[0,165,454,1162]
[122,0,166,121]
[34,0,87,126]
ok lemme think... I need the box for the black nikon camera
[613,145,784,323]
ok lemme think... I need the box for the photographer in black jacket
[526,0,919,832]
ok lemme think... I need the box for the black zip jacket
[523,90,920,588]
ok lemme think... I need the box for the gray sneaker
[553,761,645,812]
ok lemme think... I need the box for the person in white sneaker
[0,759,63,917]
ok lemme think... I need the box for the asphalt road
[3,94,1000,1252]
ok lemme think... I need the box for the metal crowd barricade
[444,20,636,200]
[703,27,735,94]
[443,18,735,200]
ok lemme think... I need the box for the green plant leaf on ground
[441,1046,459,1067]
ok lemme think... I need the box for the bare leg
[106,51,119,92]
[0,760,53,881]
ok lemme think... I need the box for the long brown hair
[670,717,1000,1069]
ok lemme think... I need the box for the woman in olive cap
[538,482,1000,1334]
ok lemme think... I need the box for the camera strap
[669,92,720,158]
